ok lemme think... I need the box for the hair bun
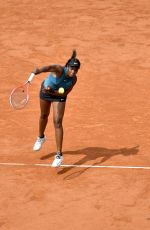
[71,50,77,59]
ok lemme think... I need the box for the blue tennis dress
[43,67,75,91]
[40,67,77,102]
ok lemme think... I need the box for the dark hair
[65,50,81,69]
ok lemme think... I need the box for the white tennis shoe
[51,154,63,167]
[33,136,46,151]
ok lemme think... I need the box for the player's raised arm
[33,65,63,75]
[27,65,63,83]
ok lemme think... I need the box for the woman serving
[29,50,80,167]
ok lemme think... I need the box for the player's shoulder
[53,64,63,71]
[50,64,64,76]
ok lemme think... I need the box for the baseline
[0,162,150,170]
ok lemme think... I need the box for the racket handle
[28,73,35,83]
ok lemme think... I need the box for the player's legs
[39,99,51,137]
[52,101,66,153]
[33,99,51,151]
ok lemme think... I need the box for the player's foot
[51,153,63,167]
[33,136,46,151]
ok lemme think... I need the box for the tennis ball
[58,87,65,94]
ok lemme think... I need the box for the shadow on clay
[40,145,139,179]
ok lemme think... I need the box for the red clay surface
[0,0,150,229]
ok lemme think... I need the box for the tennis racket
[9,73,35,110]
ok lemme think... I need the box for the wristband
[28,73,35,82]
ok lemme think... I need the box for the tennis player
[31,50,80,167]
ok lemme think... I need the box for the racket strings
[10,85,29,109]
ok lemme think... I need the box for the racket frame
[9,81,30,110]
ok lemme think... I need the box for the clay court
[0,0,150,229]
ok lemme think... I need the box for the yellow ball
[58,87,64,94]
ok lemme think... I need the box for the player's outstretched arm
[27,65,64,83]
[33,65,63,76]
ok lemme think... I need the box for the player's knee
[53,117,62,128]
[40,113,49,120]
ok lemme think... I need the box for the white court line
[0,162,150,170]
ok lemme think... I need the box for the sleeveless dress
[40,67,77,102]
